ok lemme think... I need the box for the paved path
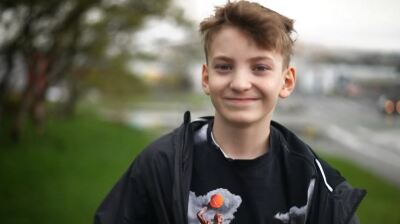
[274,95,400,187]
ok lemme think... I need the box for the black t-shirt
[187,120,291,224]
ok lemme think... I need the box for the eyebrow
[247,56,275,63]
[211,56,234,62]
[211,55,275,63]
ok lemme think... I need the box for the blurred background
[0,0,399,223]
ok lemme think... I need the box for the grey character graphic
[274,179,316,224]
[188,188,242,224]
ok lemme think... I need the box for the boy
[94,1,366,223]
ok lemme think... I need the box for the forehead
[208,26,283,63]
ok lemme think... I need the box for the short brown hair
[199,0,295,67]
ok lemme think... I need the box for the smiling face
[202,26,296,127]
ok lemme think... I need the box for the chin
[218,110,267,127]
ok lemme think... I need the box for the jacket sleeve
[94,155,154,224]
[333,181,362,224]
[309,158,366,224]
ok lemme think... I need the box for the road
[274,95,400,187]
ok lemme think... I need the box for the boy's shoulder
[270,120,316,162]
[270,120,348,189]
[136,127,180,164]
[133,112,197,167]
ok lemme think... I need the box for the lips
[225,96,259,100]
[224,97,260,104]
[226,97,258,100]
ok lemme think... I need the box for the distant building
[293,44,400,96]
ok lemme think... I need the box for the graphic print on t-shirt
[273,178,315,224]
[188,188,242,224]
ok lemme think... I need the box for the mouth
[224,97,260,103]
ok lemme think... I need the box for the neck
[212,114,271,160]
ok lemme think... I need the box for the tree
[0,0,173,141]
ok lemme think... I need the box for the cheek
[256,80,284,99]
[256,78,279,91]
[206,83,221,102]
[207,77,226,94]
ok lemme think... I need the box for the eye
[252,64,271,72]
[214,64,233,73]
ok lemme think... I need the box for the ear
[202,64,210,95]
[279,67,296,98]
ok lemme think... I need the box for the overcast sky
[174,0,400,53]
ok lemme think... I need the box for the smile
[224,97,260,103]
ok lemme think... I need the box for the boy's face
[202,26,296,127]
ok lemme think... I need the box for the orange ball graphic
[209,193,224,208]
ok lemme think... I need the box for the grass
[0,114,399,224]
[322,156,400,224]
[0,114,153,224]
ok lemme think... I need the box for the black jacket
[94,111,366,224]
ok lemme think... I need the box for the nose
[229,72,252,92]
